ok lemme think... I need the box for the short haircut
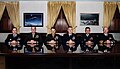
[103,26,108,29]
[68,26,73,29]
[12,27,17,30]
[51,27,55,30]
[85,27,90,30]
[31,27,36,30]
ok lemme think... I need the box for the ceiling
[0,0,120,1]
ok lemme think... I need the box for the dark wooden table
[0,42,120,69]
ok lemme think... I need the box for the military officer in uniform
[5,27,23,53]
[81,27,96,52]
[98,26,115,53]
[62,26,78,53]
[44,27,62,53]
[25,27,43,53]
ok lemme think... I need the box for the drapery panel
[117,2,120,13]
[0,2,5,21]
[47,1,76,33]
[6,2,20,33]
[0,2,20,33]
[62,1,76,32]
[103,2,117,27]
[47,2,62,33]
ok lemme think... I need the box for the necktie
[104,34,108,36]
[13,34,16,37]
[86,34,89,37]
[32,34,34,38]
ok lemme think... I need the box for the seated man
[25,27,43,53]
[98,43,115,53]
[80,27,96,52]
[5,27,23,53]
[62,26,78,53]
[44,27,62,53]
[98,26,115,53]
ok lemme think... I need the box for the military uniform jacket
[25,32,43,52]
[62,33,78,52]
[44,34,62,50]
[5,34,23,50]
[81,34,96,48]
[99,33,115,42]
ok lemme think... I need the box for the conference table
[0,42,120,69]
